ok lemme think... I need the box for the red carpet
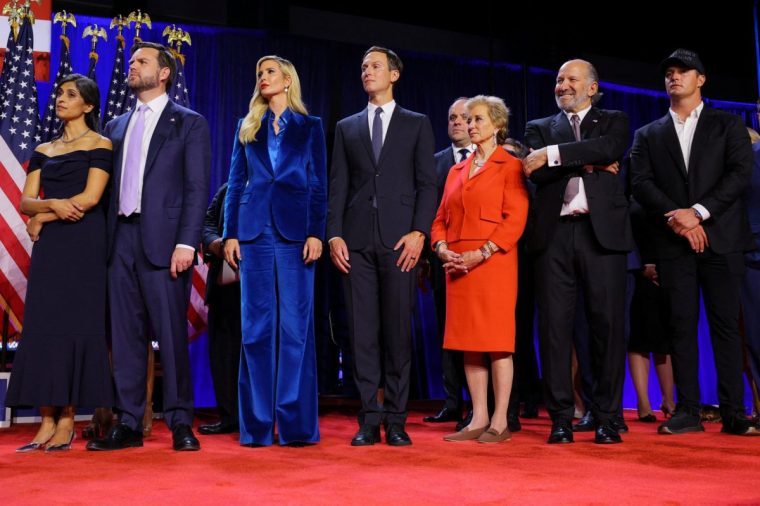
[2,409,759,505]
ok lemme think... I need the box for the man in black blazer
[424,97,473,425]
[631,49,759,436]
[524,59,633,444]
[198,183,241,436]
[327,46,437,446]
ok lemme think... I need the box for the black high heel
[660,403,675,419]
[44,431,75,453]
[16,429,56,453]
[638,413,657,423]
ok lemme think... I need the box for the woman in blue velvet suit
[223,55,327,446]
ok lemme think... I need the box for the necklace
[60,129,91,144]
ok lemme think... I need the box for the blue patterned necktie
[372,107,383,162]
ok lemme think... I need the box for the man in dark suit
[524,59,633,444]
[87,42,211,451]
[327,46,437,446]
[424,97,473,425]
[631,49,759,436]
[197,183,241,436]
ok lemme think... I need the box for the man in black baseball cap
[659,48,705,75]
[631,48,759,437]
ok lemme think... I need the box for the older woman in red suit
[431,95,529,443]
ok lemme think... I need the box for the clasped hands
[27,198,84,241]
[665,208,708,253]
[437,247,483,275]
[522,147,619,177]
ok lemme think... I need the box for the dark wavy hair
[55,73,101,133]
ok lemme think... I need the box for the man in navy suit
[327,46,437,446]
[631,49,759,436]
[87,42,211,451]
[424,97,472,425]
[524,59,632,445]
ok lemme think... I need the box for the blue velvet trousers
[238,225,319,445]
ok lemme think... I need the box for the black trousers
[343,216,414,427]
[534,218,627,424]
[207,282,242,425]
[658,250,745,418]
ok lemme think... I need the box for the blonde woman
[223,56,327,446]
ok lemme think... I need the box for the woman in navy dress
[7,74,113,452]
[223,56,327,446]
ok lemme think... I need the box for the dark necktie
[563,114,582,204]
[372,107,383,162]
[458,148,469,163]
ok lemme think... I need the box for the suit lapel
[377,106,403,167]
[580,108,602,139]
[110,113,132,196]
[251,115,274,176]
[659,114,688,180]
[144,101,175,177]
[357,109,374,166]
[550,112,575,142]
[688,107,714,180]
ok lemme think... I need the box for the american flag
[38,34,72,142]
[169,55,189,108]
[167,44,207,339]
[0,15,40,331]
[102,33,131,127]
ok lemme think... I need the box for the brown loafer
[477,427,512,443]
[443,425,488,442]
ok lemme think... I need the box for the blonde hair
[238,55,308,144]
[465,95,510,144]
[748,127,760,144]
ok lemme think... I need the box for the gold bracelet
[479,245,492,260]
[435,240,448,252]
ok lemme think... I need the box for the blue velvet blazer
[223,111,328,242]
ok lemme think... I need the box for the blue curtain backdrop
[40,14,757,411]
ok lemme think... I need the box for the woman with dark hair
[7,74,114,452]
[223,56,327,446]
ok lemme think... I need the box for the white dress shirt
[367,100,396,144]
[669,101,710,220]
[546,105,592,216]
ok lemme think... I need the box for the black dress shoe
[573,411,595,432]
[658,411,704,435]
[595,423,623,444]
[351,424,381,446]
[612,416,629,434]
[547,422,574,444]
[507,411,522,432]
[198,421,239,435]
[385,424,412,446]
[721,416,760,436]
[423,407,461,423]
[86,423,143,451]
[456,409,473,432]
[171,424,200,451]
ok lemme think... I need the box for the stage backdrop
[32,14,757,411]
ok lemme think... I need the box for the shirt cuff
[176,244,195,251]
[692,204,710,221]
[328,237,340,243]
[547,144,561,166]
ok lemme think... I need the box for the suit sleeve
[411,115,438,237]
[526,112,630,186]
[488,160,529,251]
[307,117,328,240]
[177,113,211,249]
[698,115,753,218]
[326,122,348,239]
[223,120,247,239]
[203,184,226,259]
[630,128,680,216]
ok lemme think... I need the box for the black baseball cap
[660,48,705,75]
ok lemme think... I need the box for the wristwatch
[693,208,703,222]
